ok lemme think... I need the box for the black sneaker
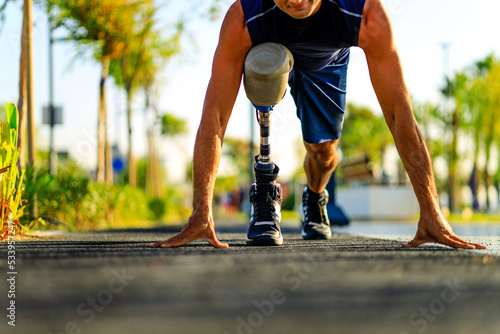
[300,186,332,240]
[246,182,283,246]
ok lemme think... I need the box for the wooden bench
[339,153,373,183]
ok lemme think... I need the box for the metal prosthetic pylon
[253,105,279,184]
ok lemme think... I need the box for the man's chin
[287,10,311,19]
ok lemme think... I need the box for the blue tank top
[241,0,365,72]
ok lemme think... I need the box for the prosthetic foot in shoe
[246,182,283,246]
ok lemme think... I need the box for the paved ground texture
[1,224,499,334]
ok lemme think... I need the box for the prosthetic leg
[253,105,278,183]
[243,43,294,246]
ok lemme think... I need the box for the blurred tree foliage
[183,136,257,201]
[47,0,145,183]
[212,137,256,196]
[440,72,469,212]
[0,103,9,144]
[221,137,257,182]
[21,160,171,230]
[109,0,184,187]
[417,53,500,212]
[461,55,500,211]
[412,100,446,192]
[0,0,11,34]
[340,103,392,167]
[160,113,187,137]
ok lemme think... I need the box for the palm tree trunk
[24,0,37,220]
[105,112,113,184]
[483,109,496,211]
[146,129,153,196]
[484,142,493,211]
[146,129,162,197]
[97,56,110,182]
[17,6,29,169]
[483,166,490,211]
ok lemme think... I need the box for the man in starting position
[150,0,486,250]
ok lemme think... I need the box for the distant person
[150,0,486,249]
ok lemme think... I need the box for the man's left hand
[402,211,487,249]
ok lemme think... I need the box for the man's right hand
[148,209,229,248]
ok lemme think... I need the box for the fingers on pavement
[402,234,486,250]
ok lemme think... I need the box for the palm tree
[462,55,500,211]
[109,1,183,187]
[47,0,142,182]
[412,100,446,189]
[140,30,183,196]
[441,72,468,212]
[476,57,500,210]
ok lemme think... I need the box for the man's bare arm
[150,1,252,248]
[358,0,485,249]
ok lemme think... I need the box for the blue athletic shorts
[288,52,350,144]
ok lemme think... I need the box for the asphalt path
[1,224,499,334]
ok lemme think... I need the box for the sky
[1,0,500,181]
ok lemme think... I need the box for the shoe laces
[302,187,328,224]
[250,183,282,222]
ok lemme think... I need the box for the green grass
[447,213,500,224]
[281,210,300,221]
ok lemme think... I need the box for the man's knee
[304,140,339,169]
